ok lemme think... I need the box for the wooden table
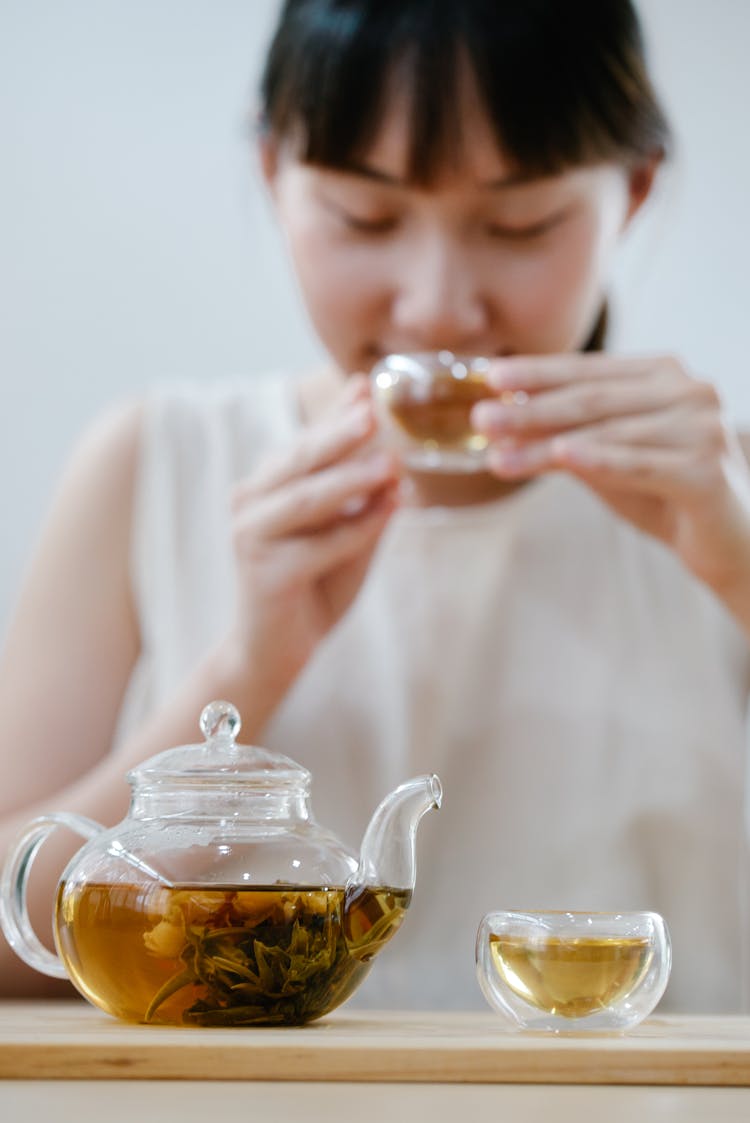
[2,1001,750,1121]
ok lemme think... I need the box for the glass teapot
[0,701,442,1026]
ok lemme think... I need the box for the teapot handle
[0,812,103,979]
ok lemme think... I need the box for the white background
[2,0,749,635]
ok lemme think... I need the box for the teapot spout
[355,774,442,892]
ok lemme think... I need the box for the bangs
[260,1,671,184]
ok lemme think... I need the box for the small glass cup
[370,351,492,472]
[476,910,671,1033]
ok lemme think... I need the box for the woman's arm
[0,401,143,815]
[0,401,142,995]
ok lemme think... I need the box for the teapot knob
[200,700,241,743]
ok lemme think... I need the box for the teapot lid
[128,701,311,792]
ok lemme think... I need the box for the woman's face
[263,74,652,375]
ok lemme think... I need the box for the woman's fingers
[300,485,398,580]
[257,484,398,588]
[331,371,371,411]
[552,440,716,495]
[474,376,680,436]
[518,401,725,452]
[228,373,400,615]
[475,351,729,498]
[485,353,685,393]
[488,427,721,496]
[235,450,400,540]
[237,394,377,501]
[473,361,716,438]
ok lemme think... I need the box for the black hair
[259,0,672,184]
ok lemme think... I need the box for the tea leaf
[209,955,260,984]
[142,886,409,1026]
[144,966,196,1022]
[347,909,405,960]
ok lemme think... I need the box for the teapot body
[1,702,437,1025]
[53,817,406,1026]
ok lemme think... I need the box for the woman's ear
[624,153,662,225]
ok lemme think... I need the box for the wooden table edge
[2,1005,750,1084]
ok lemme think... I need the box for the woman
[1,0,749,1011]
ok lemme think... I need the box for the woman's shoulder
[62,397,144,521]
[61,373,301,542]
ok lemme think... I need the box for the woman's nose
[390,234,488,351]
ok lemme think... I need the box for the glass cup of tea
[370,351,494,472]
[476,909,671,1033]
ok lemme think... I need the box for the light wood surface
[3,1081,750,1123]
[1,1001,750,1084]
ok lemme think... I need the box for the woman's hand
[221,375,400,705]
[472,353,750,617]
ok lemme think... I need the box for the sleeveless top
[119,374,750,1013]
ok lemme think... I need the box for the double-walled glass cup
[370,351,493,472]
[476,910,671,1033]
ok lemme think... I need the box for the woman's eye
[340,212,397,235]
[486,214,564,241]
[318,193,397,234]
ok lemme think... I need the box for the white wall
[2,0,749,635]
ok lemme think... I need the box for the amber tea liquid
[381,368,490,458]
[56,882,410,1026]
[489,933,654,1019]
